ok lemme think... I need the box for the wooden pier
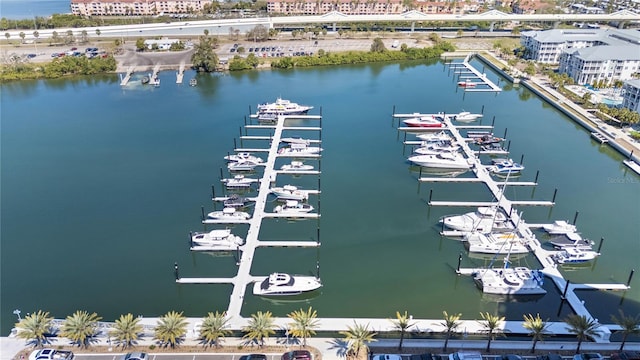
[176,63,185,84]
[119,66,135,86]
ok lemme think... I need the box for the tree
[4,32,10,42]
[582,92,592,105]
[479,312,505,352]
[136,38,146,52]
[390,311,414,350]
[522,313,550,353]
[191,35,219,72]
[80,30,88,43]
[19,32,25,44]
[51,31,62,46]
[32,31,39,53]
[60,310,102,349]
[247,25,269,42]
[288,307,320,347]
[154,311,188,349]
[611,310,640,351]
[95,29,101,37]
[198,311,231,348]
[370,37,386,53]
[15,310,53,348]
[339,321,376,357]
[565,314,601,353]
[109,313,143,349]
[242,311,275,347]
[524,62,536,76]
[441,311,461,352]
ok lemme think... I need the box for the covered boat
[416,131,453,142]
[221,174,259,188]
[440,206,509,233]
[464,231,530,254]
[453,111,483,122]
[473,265,546,295]
[190,229,244,250]
[278,143,323,156]
[270,185,310,201]
[488,159,525,175]
[206,207,251,221]
[253,273,322,296]
[402,116,444,128]
[274,200,314,214]
[408,153,471,169]
[224,152,264,163]
[543,220,577,235]
[257,97,313,115]
[553,247,600,264]
[280,161,314,172]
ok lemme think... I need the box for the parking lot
[72,354,283,360]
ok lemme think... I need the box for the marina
[2,59,638,340]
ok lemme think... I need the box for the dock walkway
[449,54,502,92]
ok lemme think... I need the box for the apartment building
[71,0,208,16]
[622,79,640,112]
[558,45,640,86]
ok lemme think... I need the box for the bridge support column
[553,21,560,28]
[490,21,495,32]
[333,22,336,32]
[411,21,415,33]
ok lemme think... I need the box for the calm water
[0,0,70,19]
[1,60,639,336]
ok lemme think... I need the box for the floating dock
[119,66,135,86]
[449,54,502,92]
[590,131,609,144]
[623,159,640,175]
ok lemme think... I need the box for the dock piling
[520,154,524,165]
[219,167,224,180]
[535,170,540,183]
[428,189,433,204]
[598,237,604,253]
[552,188,558,203]
[507,140,511,152]
[201,206,205,221]
[627,269,635,286]
[457,253,462,272]
[236,246,240,266]
[174,262,180,280]
[491,116,495,127]
[481,105,485,114]
[189,232,193,247]
[503,127,508,140]
[573,211,579,225]
[562,280,570,299]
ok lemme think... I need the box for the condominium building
[71,0,209,16]
[558,45,640,86]
[622,79,640,112]
[520,28,640,64]
[265,0,477,15]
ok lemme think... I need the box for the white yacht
[473,264,546,295]
[280,161,314,172]
[440,206,510,233]
[206,207,250,221]
[408,153,471,169]
[553,247,600,264]
[274,200,314,214]
[278,143,323,156]
[416,131,453,142]
[224,152,264,163]
[453,111,483,122]
[252,272,322,296]
[270,185,310,201]
[402,116,444,128]
[414,140,460,155]
[257,97,313,115]
[227,160,260,172]
[487,159,525,176]
[543,220,578,235]
[464,231,530,254]
[190,229,244,250]
[548,232,594,249]
[221,174,259,188]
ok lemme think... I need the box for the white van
[391,40,399,48]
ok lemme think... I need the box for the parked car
[373,355,402,360]
[240,355,267,360]
[29,349,74,360]
[537,354,563,360]
[574,354,603,360]
[282,350,312,360]
[119,353,148,360]
[27,53,37,58]
[611,352,640,360]
[450,352,483,360]
[410,354,435,360]
[503,355,524,360]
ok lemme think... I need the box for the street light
[13,309,21,321]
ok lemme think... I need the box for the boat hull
[408,154,471,169]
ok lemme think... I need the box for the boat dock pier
[394,111,631,340]
[176,63,185,84]
[119,66,135,86]
[449,54,502,92]
[177,113,322,322]
[623,158,640,175]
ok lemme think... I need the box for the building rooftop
[565,44,640,61]
[521,28,640,45]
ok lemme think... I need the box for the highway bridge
[4,9,639,40]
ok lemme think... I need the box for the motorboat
[473,265,546,295]
[141,76,150,84]
[487,159,525,175]
[257,113,278,122]
[553,247,600,264]
[440,206,510,233]
[466,131,493,139]
[480,143,507,153]
[221,174,259,188]
[270,185,310,201]
[227,160,260,172]
[453,111,483,122]
[416,131,453,142]
[414,140,460,155]
[280,161,314,172]
[257,97,313,115]
[402,116,444,128]
[224,152,264,163]
[281,137,311,146]
[221,194,255,208]
[408,153,471,170]
[190,229,244,250]
[278,143,323,156]
[206,207,251,221]
[464,231,530,254]
[458,80,478,88]
[189,78,197,87]
[475,134,504,145]
[543,220,577,235]
[253,272,322,296]
[274,200,314,214]
[548,232,594,249]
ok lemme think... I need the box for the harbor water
[0,0,71,20]
[1,59,638,336]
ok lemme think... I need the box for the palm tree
[390,311,415,350]
[15,310,53,348]
[522,313,550,353]
[154,311,188,349]
[109,313,143,349]
[441,311,462,352]
[198,311,231,348]
[19,32,25,44]
[288,307,320,347]
[339,321,376,357]
[60,310,102,348]
[4,32,10,42]
[565,314,601,353]
[242,311,275,347]
[479,312,505,352]
[611,310,640,351]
